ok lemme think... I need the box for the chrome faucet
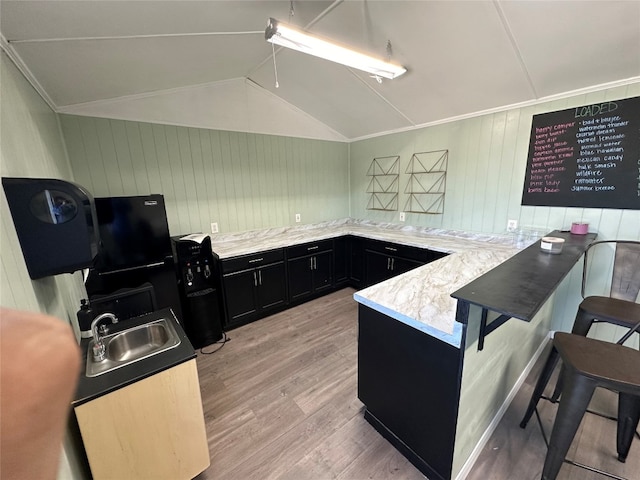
[90,312,118,361]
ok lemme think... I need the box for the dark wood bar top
[451,230,597,322]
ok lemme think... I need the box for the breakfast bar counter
[354,230,596,480]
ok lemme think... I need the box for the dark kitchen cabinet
[333,236,349,287]
[358,304,462,480]
[217,235,449,329]
[287,240,333,303]
[349,236,365,289]
[220,249,287,329]
[365,250,423,285]
[363,239,446,287]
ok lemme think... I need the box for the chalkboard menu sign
[522,96,640,209]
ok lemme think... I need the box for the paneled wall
[350,83,639,237]
[0,53,87,323]
[0,52,86,480]
[60,116,350,236]
[350,82,640,343]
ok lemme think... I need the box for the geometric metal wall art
[403,150,448,214]
[367,155,400,211]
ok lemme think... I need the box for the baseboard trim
[454,331,553,480]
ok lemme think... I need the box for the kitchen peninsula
[208,219,595,480]
[355,230,596,480]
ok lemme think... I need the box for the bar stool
[520,240,640,429]
[541,332,640,480]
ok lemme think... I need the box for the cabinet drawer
[287,239,333,259]
[221,248,284,273]
[364,239,432,263]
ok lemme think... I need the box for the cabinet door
[257,262,287,311]
[313,250,334,293]
[333,237,349,285]
[350,237,365,288]
[222,268,258,324]
[364,250,393,286]
[287,256,314,302]
[75,360,209,480]
[391,256,424,276]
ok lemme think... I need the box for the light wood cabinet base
[75,359,209,480]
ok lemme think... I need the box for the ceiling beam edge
[0,35,58,112]
[244,78,348,142]
[492,0,538,98]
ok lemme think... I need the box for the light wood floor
[193,288,639,480]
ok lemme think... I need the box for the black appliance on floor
[85,194,183,326]
[172,234,223,348]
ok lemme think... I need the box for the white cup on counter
[540,236,565,254]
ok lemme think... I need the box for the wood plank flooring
[193,288,639,480]
[194,288,424,480]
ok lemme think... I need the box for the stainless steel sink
[85,318,181,377]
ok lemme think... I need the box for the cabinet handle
[310,257,313,270]
[249,257,264,263]
[391,258,395,270]
[387,258,391,270]
[253,271,258,287]
[385,246,398,252]
[313,256,317,270]
[307,246,319,251]
[258,270,262,285]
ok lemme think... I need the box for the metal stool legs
[541,371,595,480]
[540,333,640,480]
[617,392,640,462]
[520,346,560,428]
[548,309,595,402]
[541,374,640,479]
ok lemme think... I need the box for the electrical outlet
[210,222,219,234]
[507,219,518,232]
[295,213,301,223]
[399,212,406,222]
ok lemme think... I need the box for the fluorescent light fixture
[265,18,407,80]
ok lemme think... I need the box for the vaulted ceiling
[2,1,639,141]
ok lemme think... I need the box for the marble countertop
[208,218,517,258]
[205,219,525,348]
[354,247,517,348]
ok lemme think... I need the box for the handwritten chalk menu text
[522,96,640,209]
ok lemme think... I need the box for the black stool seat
[544,296,640,402]
[541,333,640,480]
[574,296,640,335]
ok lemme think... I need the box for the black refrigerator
[85,194,183,326]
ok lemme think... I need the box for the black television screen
[94,194,172,273]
